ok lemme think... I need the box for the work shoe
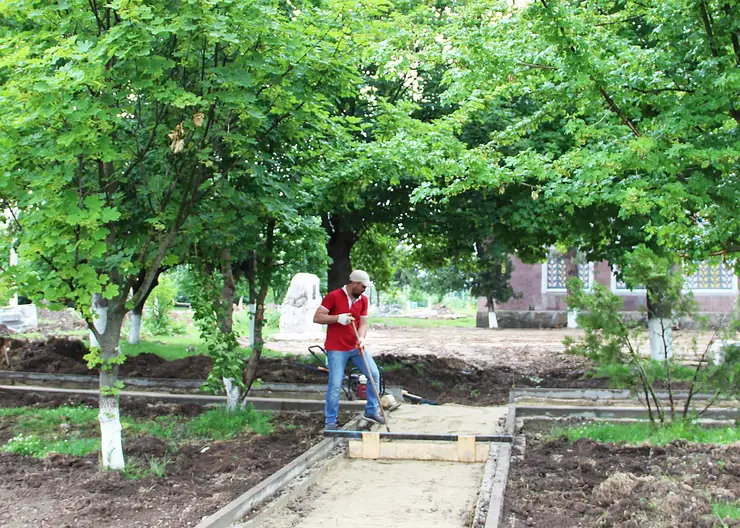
[362,412,386,425]
[325,422,338,430]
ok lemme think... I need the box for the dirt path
[266,327,589,372]
[266,326,716,368]
[236,404,508,528]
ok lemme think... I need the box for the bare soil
[0,405,333,528]
[1,319,733,527]
[0,325,598,407]
[505,435,740,527]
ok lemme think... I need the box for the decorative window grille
[685,261,735,290]
[546,254,567,290]
[546,252,591,290]
[578,263,592,289]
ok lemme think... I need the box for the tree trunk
[647,285,673,361]
[128,272,160,345]
[220,248,235,334]
[323,214,356,291]
[243,220,276,397]
[128,309,142,345]
[89,294,108,348]
[96,307,126,470]
[486,295,498,329]
[565,248,579,329]
[223,376,240,412]
[245,250,257,347]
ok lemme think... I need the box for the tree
[0,0,369,469]
[416,0,738,346]
[308,0,476,290]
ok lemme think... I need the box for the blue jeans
[325,348,380,425]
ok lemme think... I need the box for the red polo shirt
[321,287,368,351]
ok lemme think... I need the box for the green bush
[145,274,184,336]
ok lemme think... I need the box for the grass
[713,501,740,522]
[124,338,204,360]
[2,434,100,458]
[380,361,406,372]
[371,315,476,328]
[1,404,275,460]
[550,421,740,446]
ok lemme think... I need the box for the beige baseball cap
[349,270,372,288]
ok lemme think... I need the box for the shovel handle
[351,322,391,432]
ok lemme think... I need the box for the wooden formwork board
[347,432,488,462]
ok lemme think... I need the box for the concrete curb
[515,404,740,421]
[195,418,360,528]
[0,371,403,399]
[509,387,736,402]
[470,405,516,528]
[0,384,366,411]
[485,443,511,528]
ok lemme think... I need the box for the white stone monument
[275,273,324,340]
[0,226,39,333]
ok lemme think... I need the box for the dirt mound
[505,437,740,528]
[0,336,598,406]
[2,337,89,374]
[118,354,213,379]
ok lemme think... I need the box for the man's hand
[337,313,353,325]
[357,337,365,349]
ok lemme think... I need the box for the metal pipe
[323,430,513,442]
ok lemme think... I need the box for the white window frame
[610,267,646,294]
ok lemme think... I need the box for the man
[313,269,384,430]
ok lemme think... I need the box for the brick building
[476,252,738,328]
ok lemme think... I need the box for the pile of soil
[1,337,89,374]
[0,336,215,379]
[0,335,604,405]
[119,354,214,379]
[0,409,329,528]
[505,436,740,527]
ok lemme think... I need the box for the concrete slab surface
[232,404,508,528]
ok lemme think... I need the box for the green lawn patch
[123,338,204,360]
[1,404,275,459]
[550,421,740,446]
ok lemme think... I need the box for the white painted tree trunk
[223,377,241,412]
[128,312,142,344]
[9,246,18,306]
[488,311,498,329]
[99,395,125,470]
[567,309,579,329]
[89,295,108,348]
[248,303,256,347]
[648,317,673,361]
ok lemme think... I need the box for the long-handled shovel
[351,322,391,432]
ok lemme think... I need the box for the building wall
[478,255,737,313]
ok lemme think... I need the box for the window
[610,266,645,293]
[543,251,591,292]
[685,261,736,291]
